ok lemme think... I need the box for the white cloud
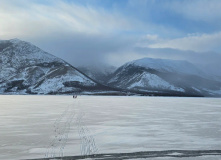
[141,32,221,52]
[168,0,221,22]
[0,0,133,39]
[144,34,159,41]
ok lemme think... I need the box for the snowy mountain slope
[108,58,221,96]
[125,58,205,77]
[127,72,185,92]
[0,39,113,94]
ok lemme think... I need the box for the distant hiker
[73,95,77,99]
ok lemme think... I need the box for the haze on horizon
[1,0,221,76]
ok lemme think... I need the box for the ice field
[0,95,221,159]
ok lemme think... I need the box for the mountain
[1,39,220,96]
[108,58,221,97]
[77,64,116,84]
[0,39,117,95]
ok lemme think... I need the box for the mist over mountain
[77,64,116,84]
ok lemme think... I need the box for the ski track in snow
[44,99,98,159]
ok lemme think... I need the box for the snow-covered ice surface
[0,96,221,160]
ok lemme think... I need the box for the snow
[108,74,118,83]
[32,73,96,94]
[126,58,204,76]
[11,39,63,64]
[128,73,185,92]
[0,96,221,160]
[202,88,221,96]
[0,39,65,72]
[0,39,98,94]
[192,87,201,92]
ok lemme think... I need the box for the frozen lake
[0,95,221,160]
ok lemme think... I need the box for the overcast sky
[1,0,221,75]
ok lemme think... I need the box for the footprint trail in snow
[45,98,98,159]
